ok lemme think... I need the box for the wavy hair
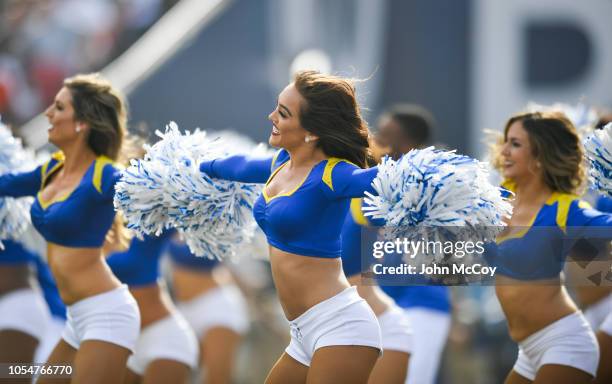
[293,70,371,168]
[492,111,585,194]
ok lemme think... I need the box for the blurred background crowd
[0,0,178,126]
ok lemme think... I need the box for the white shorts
[0,288,50,340]
[285,286,382,367]
[600,311,612,337]
[513,312,599,380]
[177,284,249,339]
[584,293,612,330]
[62,285,140,352]
[34,316,66,363]
[379,305,413,354]
[127,312,199,375]
[403,307,451,384]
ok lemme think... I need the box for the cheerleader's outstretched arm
[0,166,42,197]
[199,154,276,183]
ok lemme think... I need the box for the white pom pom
[115,122,232,236]
[165,152,261,259]
[362,147,512,273]
[584,123,612,197]
[114,158,170,238]
[115,122,265,259]
[0,120,40,246]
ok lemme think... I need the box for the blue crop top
[167,237,219,270]
[486,182,612,280]
[200,149,378,258]
[106,231,173,287]
[0,152,121,247]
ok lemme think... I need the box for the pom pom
[0,120,38,246]
[165,152,261,259]
[584,123,612,197]
[362,147,513,276]
[115,122,266,259]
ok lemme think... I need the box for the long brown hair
[64,73,127,161]
[293,70,371,168]
[64,73,131,250]
[494,111,585,194]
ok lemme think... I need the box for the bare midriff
[496,275,578,341]
[47,243,121,305]
[270,246,351,321]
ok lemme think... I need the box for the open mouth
[271,126,280,135]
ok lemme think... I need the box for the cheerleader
[168,237,249,384]
[0,74,140,383]
[106,233,199,384]
[199,71,384,383]
[488,111,611,384]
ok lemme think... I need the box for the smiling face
[501,120,540,182]
[267,83,313,149]
[44,87,83,147]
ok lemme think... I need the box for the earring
[305,136,311,143]
[75,126,81,133]
[536,162,541,168]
